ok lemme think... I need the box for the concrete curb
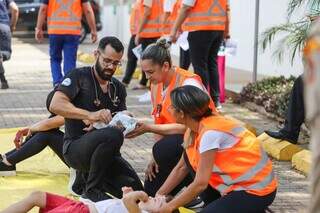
[77,51,142,79]
[258,133,310,175]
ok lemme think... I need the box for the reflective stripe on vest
[183,0,226,31]
[140,0,163,38]
[47,0,82,35]
[213,148,273,194]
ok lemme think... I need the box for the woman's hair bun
[156,38,171,49]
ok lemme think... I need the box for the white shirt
[161,77,204,97]
[199,130,238,153]
[143,0,152,7]
[94,199,148,213]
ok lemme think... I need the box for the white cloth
[182,0,196,7]
[164,0,176,12]
[93,112,137,136]
[199,130,238,153]
[94,199,149,213]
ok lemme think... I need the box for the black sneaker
[1,81,9,89]
[80,189,111,202]
[0,161,16,176]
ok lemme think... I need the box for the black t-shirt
[57,67,127,151]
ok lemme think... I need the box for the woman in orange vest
[169,0,230,109]
[154,85,277,213]
[127,39,218,199]
[122,0,141,86]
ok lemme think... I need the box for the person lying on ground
[0,187,166,213]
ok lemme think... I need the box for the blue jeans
[49,34,80,86]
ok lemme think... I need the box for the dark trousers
[5,130,66,166]
[180,48,191,70]
[144,134,193,196]
[0,23,12,82]
[49,34,80,86]
[122,35,138,85]
[139,37,159,86]
[281,75,305,141]
[188,30,224,103]
[63,127,143,194]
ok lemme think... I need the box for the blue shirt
[0,0,12,25]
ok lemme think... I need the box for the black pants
[144,134,193,196]
[5,130,66,166]
[281,75,304,141]
[63,127,143,194]
[0,23,11,82]
[122,35,138,85]
[180,48,191,70]
[188,30,224,103]
[139,37,159,86]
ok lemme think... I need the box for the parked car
[13,0,102,43]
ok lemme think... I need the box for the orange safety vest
[150,67,216,124]
[185,116,277,196]
[139,0,164,38]
[163,0,181,35]
[47,0,83,35]
[130,0,141,35]
[182,0,227,32]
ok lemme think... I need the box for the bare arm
[35,4,47,42]
[157,155,189,196]
[9,1,19,32]
[29,115,64,133]
[82,2,97,43]
[122,191,149,213]
[125,123,186,138]
[170,4,192,42]
[165,150,216,211]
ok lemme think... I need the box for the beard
[95,59,113,81]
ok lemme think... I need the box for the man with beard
[49,36,143,202]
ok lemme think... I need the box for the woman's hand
[145,158,159,182]
[125,122,149,138]
[13,128,32,149]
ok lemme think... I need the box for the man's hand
[87,109,112,124]
[125,122,148,138]
[145,158,159,182]
[134,34,140,46]
[14,128,32,149]
[10,25,16,32]
[35,28,44,43]
[91,31,97,43]
[83,120,94,132]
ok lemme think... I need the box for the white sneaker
[68,168,79,196]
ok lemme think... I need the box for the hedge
[240,76,296,119]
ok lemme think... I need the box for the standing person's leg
[207,31,224,105]
[144,134,193,196]
[122,35,138,85]
[180,48,191,70]
[49,34,64,86]
[63,35,80,78]
[200,190,276,213]
[188,31,211,89]
[63,127,124,201]
[0,23,12,89]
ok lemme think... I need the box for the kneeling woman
[156,85,277,213]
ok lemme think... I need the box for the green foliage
[240,76,296,118]
[260,0,320,63]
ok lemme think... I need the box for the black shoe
[265,130,298,144]
[184,196,204,211]
[80,189,111,202]
[0,161,16,176]
[1,81,8,89]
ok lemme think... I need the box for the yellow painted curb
[292,149,311,175]
[258,133,303,161]
[224,115,257,136]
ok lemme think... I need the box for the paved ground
[0,38,310,212]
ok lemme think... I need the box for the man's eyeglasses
[98,51,122,67]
